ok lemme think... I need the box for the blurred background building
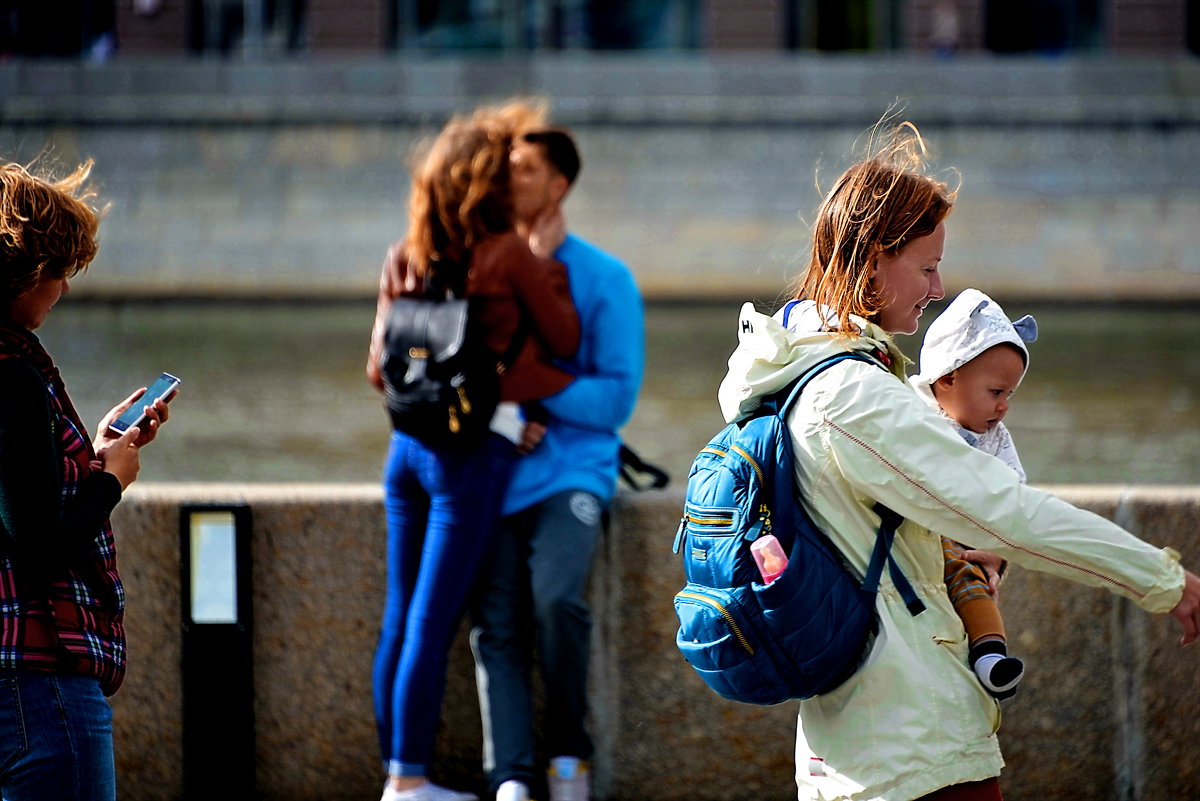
[1,0,1197,488]
[1,0,1197,60]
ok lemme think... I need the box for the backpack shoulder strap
[863,503,927,616]
[773,350,926,618]
[776,351,880,419]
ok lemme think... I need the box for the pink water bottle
[751,534,788,583]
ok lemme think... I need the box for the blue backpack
[672,352,926,705]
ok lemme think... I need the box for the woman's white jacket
[717,302,1184,801]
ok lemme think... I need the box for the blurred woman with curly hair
[365,111,580,801]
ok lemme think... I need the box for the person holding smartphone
[0,159,174,801]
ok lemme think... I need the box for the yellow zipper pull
[448,406,460,433]
[456,385,471,414]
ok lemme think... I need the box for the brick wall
[905,0,986,51]
[1108,0,1187,51]
[705,0,785,49]
[115,0,190,53]
[104,0,1196,55]
[306,0,387,50]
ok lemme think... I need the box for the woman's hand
[94,387,175,450]
[527,207,566,258]
[961,549,1005,597]
[96,425,142,490]
[517,421,547,455]
[1170,569,1200,646]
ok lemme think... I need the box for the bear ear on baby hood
[975,297,1038,344]
[1011,314,1038,343]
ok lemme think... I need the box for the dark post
[180,504,254,800]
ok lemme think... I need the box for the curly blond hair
[0,159,103,304]
[795,122,956,335]
[478,97,549,139]
[404,112,515,284]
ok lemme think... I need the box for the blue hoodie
[503,233,644,516]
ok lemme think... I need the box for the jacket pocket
[931,629,967,648]
[932,629,1002,733]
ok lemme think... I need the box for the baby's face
[934,344,1026,434]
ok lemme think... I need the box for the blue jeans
[469,491,605,792]
[0,671,115,801]
[373,430,518,778]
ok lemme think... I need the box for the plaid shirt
[0,326,126,695]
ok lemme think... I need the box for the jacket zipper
[677,591,755,655]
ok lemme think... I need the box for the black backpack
[379,271,524,449]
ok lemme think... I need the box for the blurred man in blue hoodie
[469,111,644,801]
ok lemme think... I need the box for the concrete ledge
[107,483,1200,801]
[3,55,1200,126]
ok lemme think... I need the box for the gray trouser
[469,490,605,792]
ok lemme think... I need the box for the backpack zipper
[677,591,755,655]
[687,511,734,526]
[674,509,732,553]
[728,444,764,487]
[728,444,772,540]
[684,445,772,544]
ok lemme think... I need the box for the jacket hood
[717,299,909,423]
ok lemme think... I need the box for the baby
[911,288,1038,699]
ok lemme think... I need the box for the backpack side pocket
[752,551,879,698]
[674,583,793,705]
[681,501,758,588]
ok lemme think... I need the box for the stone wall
[110,483,1200,801]
[1,57,1198,303]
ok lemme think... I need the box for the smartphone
[108,372,181,435]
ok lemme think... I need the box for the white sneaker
[382,781,480,801]
[495,779,531,801]
[546,757,589,801]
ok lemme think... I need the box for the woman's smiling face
[871,222,946,335]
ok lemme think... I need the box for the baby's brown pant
[942,536,1005,646]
